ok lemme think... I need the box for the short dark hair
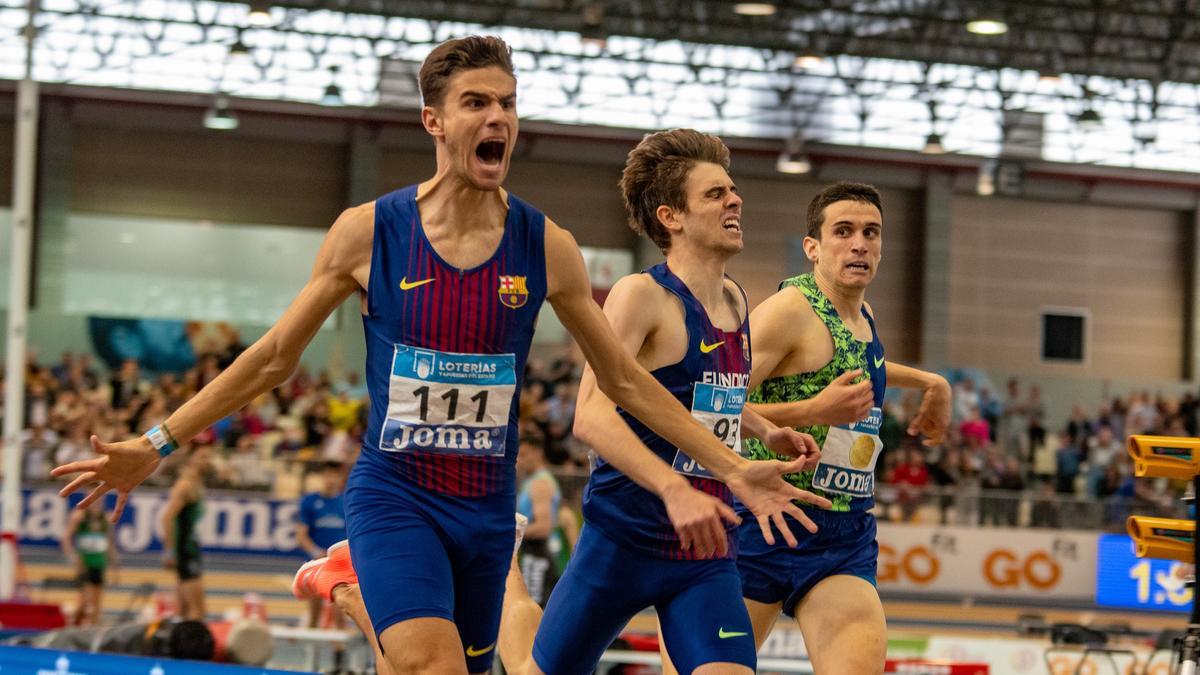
[805,182,883,239]
[619,128,731,253]
[419,36,516,108]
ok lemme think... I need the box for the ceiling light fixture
[776,135,811,174]
[204,97,239,130]
[229,32,251,66]
[794,49,824,69]
[734,3,777,17]
[966,19,1008,35]
[322,66,343,106]
[921,132,946,154]
[248,0,273,27]
[1076,108,1102,130]
[1037,67,1062,83]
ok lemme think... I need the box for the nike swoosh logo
[718,627,748,639]
[399,277,435,291]
[465,643,496,657]
[873,354,885,369]
[699,340,722,354]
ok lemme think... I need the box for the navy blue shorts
[532,526,755,675]
[736,508,877,617]
[344,459,513,673]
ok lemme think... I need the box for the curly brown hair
[619,129,731,253]
[419,36,515,108]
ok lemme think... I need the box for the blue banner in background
[19,488,305,558]
[1095,533,1193,612]
[0,646,313,674]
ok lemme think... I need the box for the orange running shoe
[292,540,357,602]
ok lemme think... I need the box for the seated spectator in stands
[273,421,308,456]
[25,378,51,428]
[50,352,75,389]
[55,424,93,468]
[1182,392,1199,437]
[341,371,368,401]
[979,446,1010,526]
[1164,414,1189,438]
[959,405,990,447]
[1054,431,1082,494]
[226,434,273,490]
[1087,423,1122,498]
[50,389,87,430]
[879,401,904,456]
[952,377,979,424]
[926,447,960,525]
[326,387,362,433]
[892,446,930,522]
[1126,391,1160,436]
[1064,403,1093,446]
[1029,481,1059,528]
[303,398,332,447]
[109,357,145,409]
[21,423,59,482]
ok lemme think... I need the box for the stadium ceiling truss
[1,0,1200,171]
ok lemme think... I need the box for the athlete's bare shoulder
[320,202,375,289]
[757,282,818,328]
[608,272,673,318]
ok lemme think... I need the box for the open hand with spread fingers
[724,457,831,548]
[51,435,161,523]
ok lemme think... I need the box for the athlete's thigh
[452,520,512,674]
[794,575,887,675]
[744,596,783,650]
[531,528,651,675]
[345,483,456,638]
[656,560,754,675]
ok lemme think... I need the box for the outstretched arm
[571,274,741,557]
[54,205,374,520]
[545,221,829,545]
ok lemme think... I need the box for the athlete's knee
[692,663,753,675]
[385,647,466,675]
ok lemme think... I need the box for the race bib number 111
[379,346,516,457]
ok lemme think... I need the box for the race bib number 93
[379,346,516,457]
[672,383,746,478]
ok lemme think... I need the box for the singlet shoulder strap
[782,273,849,338]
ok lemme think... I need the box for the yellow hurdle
[1127,516,1196,562]
[1127,435,1200,479]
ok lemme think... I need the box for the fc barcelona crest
[498,275,529,309]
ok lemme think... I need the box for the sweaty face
[804,200,882,290]
[671,162,744,255]
[427,66,518,190]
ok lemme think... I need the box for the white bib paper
[379,345,516,457]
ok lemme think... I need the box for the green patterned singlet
[743,273,885,512]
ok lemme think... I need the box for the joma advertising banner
[19,487,306,558]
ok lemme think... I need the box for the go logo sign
[982,549,1061,590]
[877,544,940,585]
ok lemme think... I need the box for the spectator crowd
[2,334,1190,530]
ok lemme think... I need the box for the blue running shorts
[532,526,755,675]
[344,458,514,673]
[736,508,877,617]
